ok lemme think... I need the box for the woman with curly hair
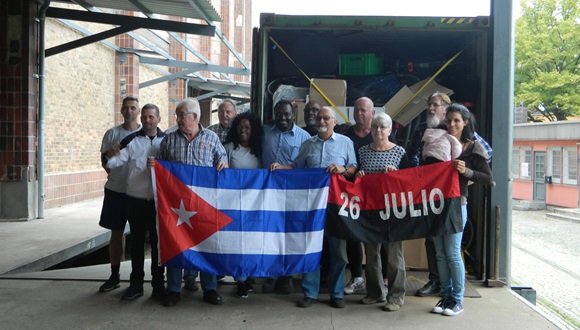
[224,112,263,169]
[223,111,263,298]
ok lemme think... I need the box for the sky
[251,0,499,27]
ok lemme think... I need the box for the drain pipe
[37,0,50,219]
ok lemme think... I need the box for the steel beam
[46,7,215,36]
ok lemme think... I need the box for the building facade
[0,0,252,218]
[512,121,580,208]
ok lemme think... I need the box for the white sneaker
[344,277,365,294]
[431,299,448,314]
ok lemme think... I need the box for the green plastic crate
[339,53,383,76]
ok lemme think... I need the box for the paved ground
[0,199,568,329]
[511,210,580,329]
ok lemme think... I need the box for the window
[563,147,578,185]
[520,147,532,180]
[512,149,520,179]
[547,147,562,184]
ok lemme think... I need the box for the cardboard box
[403,238,428,270]
[309,78,347,108]
[383,79,453,126]
[295,101,307,127]
[360,238,428,270]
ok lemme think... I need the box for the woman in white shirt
[223,111,263,298]
[224,112,262,169]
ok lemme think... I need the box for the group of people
[96,92,493,317]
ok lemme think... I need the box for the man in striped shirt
[153,98,228,307]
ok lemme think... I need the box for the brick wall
[140,65,170,130]
[2,1,254,211]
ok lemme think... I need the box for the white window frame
[563,147,578,185]
[512,148,520,179]
[520,147,532,181]
[547,147,562,184]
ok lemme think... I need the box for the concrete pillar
[0,0,39,220]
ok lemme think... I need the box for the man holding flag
[149,98,228,307]
[271,106,357,309]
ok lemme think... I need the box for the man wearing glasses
[152,98,228,307]
[270,106,357,308]
[405,92,451,297]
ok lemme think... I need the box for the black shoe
[152,286,168,300]
[277,276,294,295]
[330,298,346,309]
[183,277,199,292]
[99,275,120,292]
[203,290,224,305]
[121,285,144,300]
[416,280,441,297]
[297,297,318,308]
[262,278,276,293]
[163,291,180,307]
[237,281,248,298]
[244,280,254,292]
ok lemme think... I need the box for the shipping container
[251,13,494,278]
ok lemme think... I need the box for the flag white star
[171,200,197,229]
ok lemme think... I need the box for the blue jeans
[166,268,201,293]
[432,205,467,304]
[301,236,346,299]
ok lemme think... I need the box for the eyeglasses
[316,115,335,121]
[371,125,390,130]
[428,102,444,107]
[174,112,193,119]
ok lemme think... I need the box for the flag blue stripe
[158,160,330,190]
[165,250,322,277]
[219,209,326,232]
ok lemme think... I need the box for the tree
[515,0,580,121]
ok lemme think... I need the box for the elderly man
[208,98,236,144]
[406,92,451,297]
[406,92,451,168]
[152,98,228,307]
[341,96,376,295]
[98,96,141,293]
[105,103,166,301]
[302,100,322,136]
[261,100,311,294]
[271,106,357,308]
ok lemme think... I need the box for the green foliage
[515,0,580,121]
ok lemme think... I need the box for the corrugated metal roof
[64,0,222,22]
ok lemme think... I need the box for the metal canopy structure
[61,0,223,21]
[48,0,251,100]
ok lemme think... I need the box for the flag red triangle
[154,161,233,264]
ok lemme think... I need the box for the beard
[317,126,328,133]
[426,112,440,128]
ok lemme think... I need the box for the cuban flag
[152,160,330,277]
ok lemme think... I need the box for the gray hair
[320,106,337,118]
[176,98,201,120]
[371,112,392,128]
[218,98,236,110]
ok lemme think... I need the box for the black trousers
[425,236,439,282]
[126,196,164,288]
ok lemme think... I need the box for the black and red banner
[326,161,463,243]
